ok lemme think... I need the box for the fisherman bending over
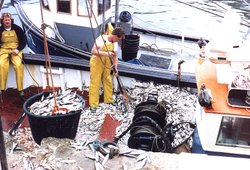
[89,27,125,113]
[0,12,27,96]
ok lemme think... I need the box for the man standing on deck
[0,12,26,96]
[89,27,125,113]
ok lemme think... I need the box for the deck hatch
[139,54,172,70]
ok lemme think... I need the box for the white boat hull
[7,62,135,91]
[194,103,250,158]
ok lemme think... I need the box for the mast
[0,1,9,168]
[102,0,105,33]
[114,0,119,27]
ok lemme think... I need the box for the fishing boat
[1,1,250,169]
[9,0,202,90]
[0,0,199,144]
[193,12,250,158]
[0,0,203,143]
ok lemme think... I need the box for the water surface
[2,0,250,40]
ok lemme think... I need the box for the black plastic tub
[122,34,140,61]
[23,91,85,145]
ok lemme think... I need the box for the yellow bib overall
[0,30,24,91]
[89,41,114,108]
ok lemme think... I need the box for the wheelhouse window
[41,0,50,10]
[57,0,71,13]
[98,0,111,15]
[216,116,250,148]
[78,0,92,16]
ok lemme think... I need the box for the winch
[114,92,173,152]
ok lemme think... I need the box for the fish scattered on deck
[5,80,197,169]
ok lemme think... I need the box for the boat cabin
[39,0,113,52]
[41,0,112,18]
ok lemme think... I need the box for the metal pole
[0,0,4,10]
[114,0,119,27]
[0,1,8,168]
[102,0,105,33]
[0,115,8,170]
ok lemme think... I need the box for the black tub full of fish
[23,89,85,144]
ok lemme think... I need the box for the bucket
[23,91,85,144]
[122,34,140,61]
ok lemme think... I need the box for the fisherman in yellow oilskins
[89,27,125,113]
[0,12,26,96]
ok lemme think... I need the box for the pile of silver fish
[29,89,84,116]
[77,80,197,148]
[6,80,197,169]
[231,73,250,89]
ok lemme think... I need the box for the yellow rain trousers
[89,42,114,108]
[0,30,24,91]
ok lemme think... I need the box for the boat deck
[196,58,250,116]
[194,57,250,158]
[0,89,29,132]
